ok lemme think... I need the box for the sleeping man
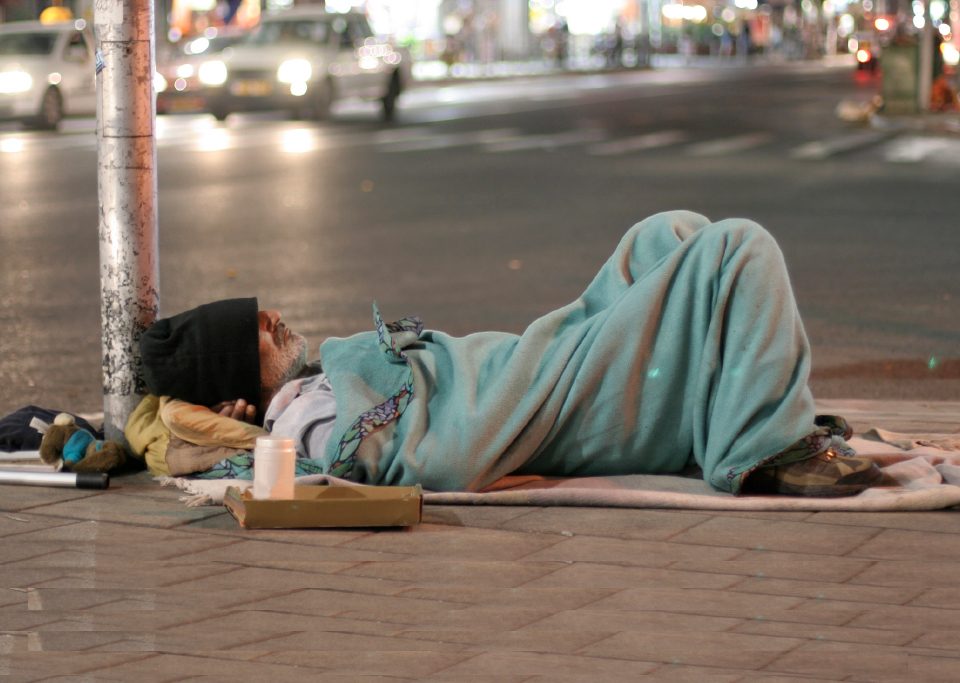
[138,210,883,497]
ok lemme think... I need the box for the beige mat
[163,432,960,511]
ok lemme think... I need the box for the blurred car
[850,31,881,72]
[155,28,250,115]
[0,19,96,130]
[197,8,410,122]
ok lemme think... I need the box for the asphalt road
[1,59,958,415]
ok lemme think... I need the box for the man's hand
[211,399,258,424]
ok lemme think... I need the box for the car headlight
[154,71,168,93]
[277,59,311,84]
[198,60,228,86]
[0,70,33,94]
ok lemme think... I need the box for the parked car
[196,8,410,122]
[0,19,96,130]
[155,28,250,115]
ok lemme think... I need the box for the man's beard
[261,331,309,398]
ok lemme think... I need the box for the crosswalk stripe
[587,130,689,155]
[484,128,605,153]
[381,128,519,152]
[6,122,951,168]
[883,135,960,164]
[684,132,773,156]
[790,130,892,159]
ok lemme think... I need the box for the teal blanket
[319,211,818,494]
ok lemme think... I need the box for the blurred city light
[0,137,25,154]
[281,128,317,154]
[944,42,960,66]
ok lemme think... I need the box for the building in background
[1,0,956,71]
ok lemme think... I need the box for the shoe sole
[775,465,886,498]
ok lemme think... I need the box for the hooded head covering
[139,298,260,407]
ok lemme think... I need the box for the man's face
[258,310,308,398]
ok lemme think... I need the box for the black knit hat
[139,298,260,407]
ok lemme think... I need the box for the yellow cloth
[124,395,171,476]
[125,395,267,476]
[160,398,266,449]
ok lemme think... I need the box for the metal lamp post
[94,0,160,441]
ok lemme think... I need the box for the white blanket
[161,431,960,512]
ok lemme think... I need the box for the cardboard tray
[223,484,422,529]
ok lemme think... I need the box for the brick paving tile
[847,604,960,630]
[344,559,561,588]
[1,562,251,590]
[732,618,919,646]
[727,676,842,683]
[0,544,65,567]
[13,629,278,653]
[180,537,415,565]
[729,576,925,605]
[581,628,805,670]
[669,548,873,582]
[668,516,882,555]
[162,564,411,597]
[75,652,358,682]
[847,528,960,562]
[0,589,28,610]
[809,511,960,534]
[423,651,660,678]
[254,650,474,677]
[236,589,552,631]
[247,629,474,653]
[233,586,466,619]
[909,631,960,651]
[762,641,959,681]
[393,584,618,609]
[0,545,255,588]
[339,524,564,561]
[3,652,152,681]
[520,607,742,633]
[699,510,817,522]
[519,534,742,567]
[524,561,743,591]
[424,676,529,683]
[422,505,543,529]
[851,559,960,587]
[23,493,224,528]
[593,662,746,682]
[494,507,713,540]
[181,513,374,545]
[6,519,240,559]
[0,608,248,632]
[162,610,405,637]
[391,627,609,652]
[0,513,74,538]
[0,487,101,514]
[21,587,291,613]
[909,586,960,609]
[584,586,866,626]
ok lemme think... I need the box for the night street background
[1,59,958,415]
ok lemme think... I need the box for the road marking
[884,135,960,165]
[381,128,519,152]
[483,128,606,152]
[685,132,773,156]
[587,130,689,155]
[790,130,892,159]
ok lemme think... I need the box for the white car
[198,9,410,122]
[0,20,96,130]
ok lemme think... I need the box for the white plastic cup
[252,436,296,500]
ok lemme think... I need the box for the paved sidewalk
[1,400,958,681]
